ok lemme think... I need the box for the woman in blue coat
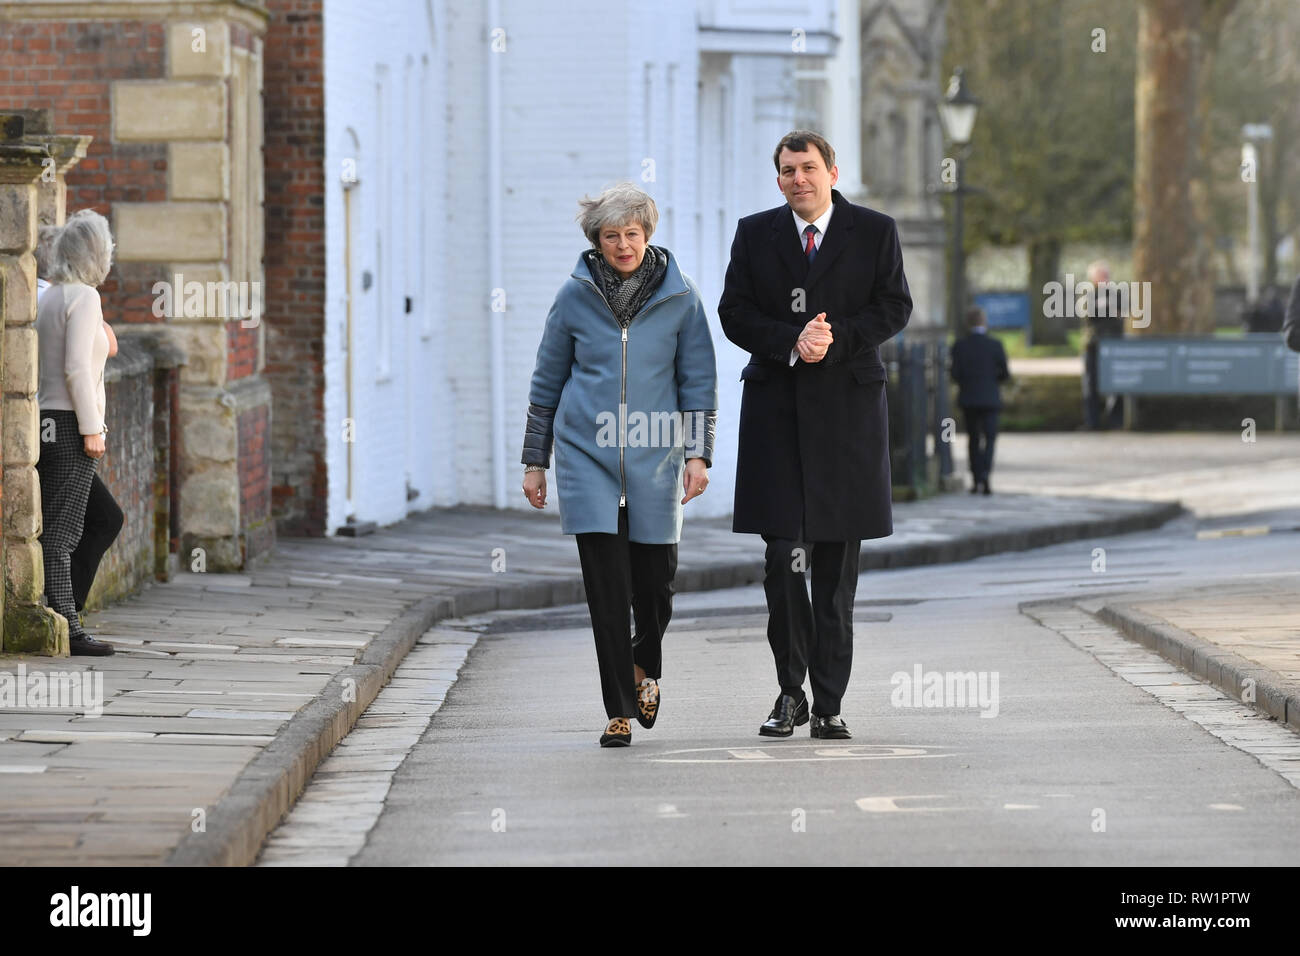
[522,183,718,747]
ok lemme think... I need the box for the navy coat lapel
[804,190,852,291]
[769,206,809,284]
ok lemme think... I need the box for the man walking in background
[950,305,1009,495]
[1079,259,1123,429]
[719,130,912,740]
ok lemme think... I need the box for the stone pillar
[10,109,93,227]
[108,16,270,570]
[0,113,68,654]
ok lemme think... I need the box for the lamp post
[933,68,979,490]
[1241,122,1273,306]
[937,67,979,338]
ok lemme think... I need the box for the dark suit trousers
[575,506,678,719]
[761,535,860,716]
[1082,341,1122,429]
[961,406,999,485]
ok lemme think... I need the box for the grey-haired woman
[522,183,718,747]
[35,209,123,656]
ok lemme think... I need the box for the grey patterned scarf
[586,246,669,325]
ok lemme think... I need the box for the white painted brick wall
[325,0,454,530]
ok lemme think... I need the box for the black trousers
[37,409,122,639]
[575,506,678,719]
[961,406,999,486]
[1082,340,1122,429]
[71,472,124,611]
[761,535,860,717]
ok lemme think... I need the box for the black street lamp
[937,67,979,338]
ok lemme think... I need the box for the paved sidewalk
[1085,575,1300,735]
[0,491,1178,865]
[988,433,1300,518]
[1009,356,1082,376]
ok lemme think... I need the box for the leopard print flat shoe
[635,677,660,729]
[599,717,631,747]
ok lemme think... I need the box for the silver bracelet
[523,464,546,473]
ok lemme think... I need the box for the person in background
[950,305,1009,495]
[1079,259,1123,430]
[36,209,124,656]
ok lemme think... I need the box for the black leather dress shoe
[759,693,809,737]
[810,715,851,739]
[69,635,115,657]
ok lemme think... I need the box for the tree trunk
[1134,0,1235,335]
[1260,121,1286,291]
[1191,0,1238,328]
[1028,235,1065,346]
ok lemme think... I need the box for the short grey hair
[51,209,114,287]
[577,182,658,247]
[35,224,61,280]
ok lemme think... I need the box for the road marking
[1196,526,1271,539]
[651,744,953,764]
[657,803,688,818]
[856,795,969,813]
[1003,803,1039,810]
[1208,803,1244,811]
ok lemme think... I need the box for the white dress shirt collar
[793,201,834,248]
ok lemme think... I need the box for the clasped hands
[796,312,833,363]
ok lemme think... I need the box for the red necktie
[803,224,818,263]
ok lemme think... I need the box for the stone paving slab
[1092,576,1300,734]
[0,490,1180,866]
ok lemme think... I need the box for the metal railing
[883,336,955,498]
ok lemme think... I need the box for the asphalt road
[341,506,1300,866]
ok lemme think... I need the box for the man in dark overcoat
[719,130,912,739]
[949,305,1010,495]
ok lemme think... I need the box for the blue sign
[1098,335,1300,395]
[972,292,1029,329]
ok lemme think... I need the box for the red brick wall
[0,20,169,325]
[263,0,327,535]
[227,321,258,379]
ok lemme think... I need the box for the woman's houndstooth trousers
[37,409,122,640]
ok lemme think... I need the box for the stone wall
[0,111,68,654]
[85,341,155,609]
